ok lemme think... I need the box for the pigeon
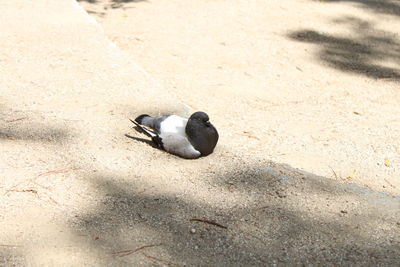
[130,111,219,159]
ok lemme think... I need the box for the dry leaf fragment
[239,131,260,140]
[384,158,390,167]
[346,170,356,180]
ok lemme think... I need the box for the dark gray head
[186,111,218,156]
[189,111,210,123]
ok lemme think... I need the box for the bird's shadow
[125,127,159,149]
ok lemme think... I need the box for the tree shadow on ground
[312,0,400,17]
[1,105,398,265]
[0,110,73,144]
[0,247,26,266]
[288,16,400,80]
[78,0,147,9]
[70,162,400,266]
[0,123,71,144]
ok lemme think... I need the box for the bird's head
[189,111,210,125]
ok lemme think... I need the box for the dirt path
[1,0,399,265]
[80,0,400,194]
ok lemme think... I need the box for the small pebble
[190,228,196,234]
[242,215,251,222]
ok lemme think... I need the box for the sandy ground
[1,0,399,265]
[80,0,400,194]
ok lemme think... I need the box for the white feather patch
[159,115,200,158]
[159,115,188,135]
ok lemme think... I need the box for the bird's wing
[159,115,188,136]
[138,115,170,134]
[160,133,200,159]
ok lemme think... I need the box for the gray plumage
[131,111,218,159]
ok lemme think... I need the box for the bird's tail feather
[129,119,164,149]
[135,114,150,124]
[129,119,156,138]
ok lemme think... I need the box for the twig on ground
[191,218,228,229]
[141,252,180,266]
[45,194,60,205]
[5,189,38,197]
[112,244,162,257]
[3,136,16,140]
[3,167,76,204]
[5,117,27,123]
[4,188,59,205]
[328,166,339,180]
[328,166,349,181]
[31,180,51,190]
[238,131,260,140]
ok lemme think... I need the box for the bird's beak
[205,121,211,126]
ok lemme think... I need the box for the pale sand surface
[0,0,399,265]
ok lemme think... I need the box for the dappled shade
[70,163,400,266]
[77,0,147,9]
[288,17,400,80]
[312,0,400,17]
